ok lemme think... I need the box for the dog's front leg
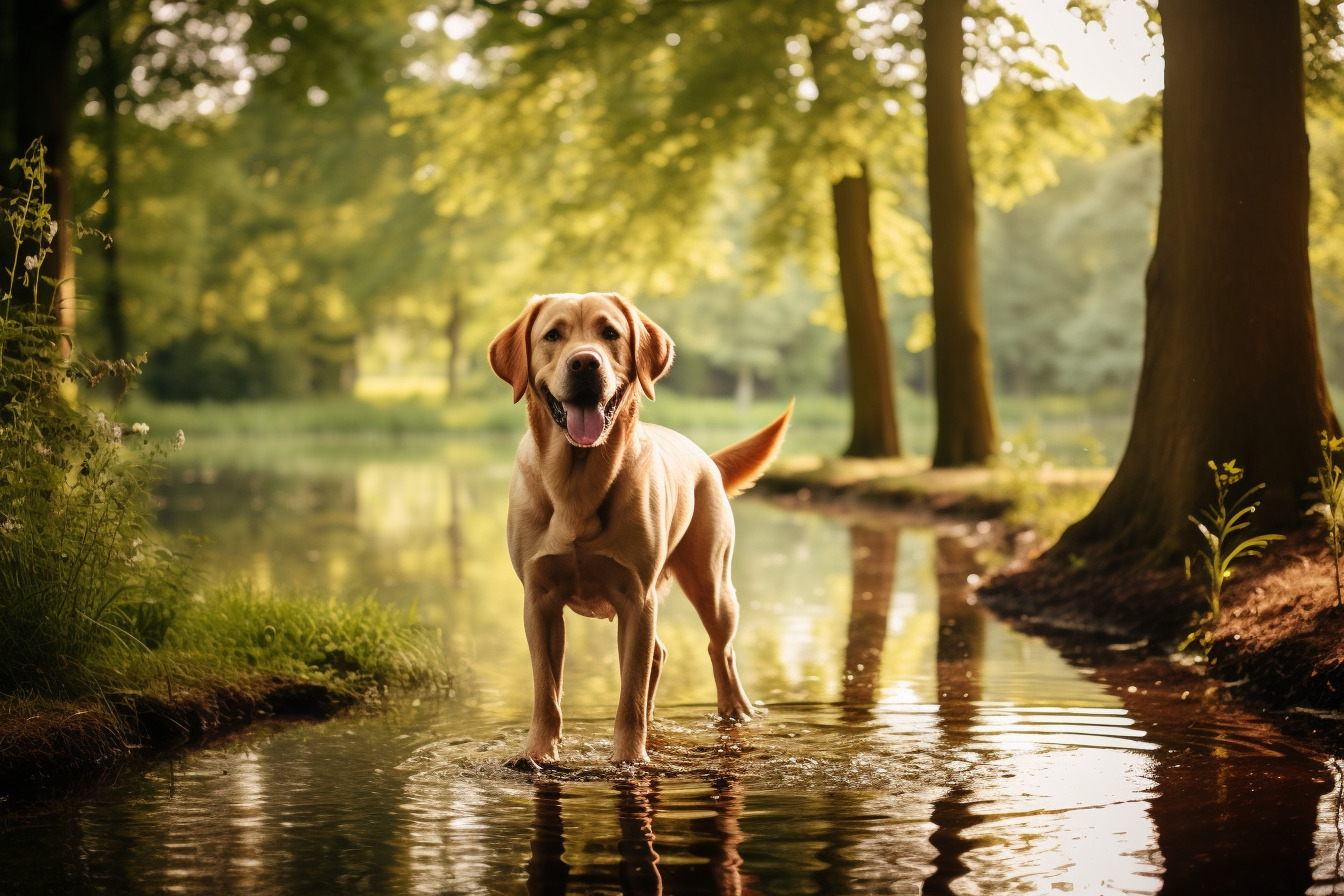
[612,598,658,764]
[522,589,566,763]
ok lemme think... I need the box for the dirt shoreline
[762,460,1344,715]
[0,676,360,801]
[980,527,1344,713]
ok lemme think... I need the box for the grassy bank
[2,586,447,796]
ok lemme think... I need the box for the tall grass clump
[139,586,447,692]
[1181,459,1284,654]
[1,141,185,698]
[1310,431,1344,607]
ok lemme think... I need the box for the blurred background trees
[4,0,1344,465]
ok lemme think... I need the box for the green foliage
[1,142,186,697]
[981,100,1159,396]
[137,586,446,691]
[1181,460,1285,655]
[1309,431,1344,607]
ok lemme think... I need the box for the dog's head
[489,292,673,448]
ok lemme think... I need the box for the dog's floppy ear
[616,295,674,400]
[489,297,545,403]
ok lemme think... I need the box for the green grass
[128,585,448,693]
[4,581,450,710]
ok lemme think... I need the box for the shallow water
[4,435,1344,895]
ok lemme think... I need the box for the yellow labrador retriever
[489,292,791,766]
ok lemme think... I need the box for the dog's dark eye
[602,326,619,341]
[543,328,562,342]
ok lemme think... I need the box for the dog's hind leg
[670,518,754,721]
[646,637,667,720]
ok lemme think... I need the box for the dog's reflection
[525,774,758,896]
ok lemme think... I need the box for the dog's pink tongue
[564,402,605,445]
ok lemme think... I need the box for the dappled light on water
[2,442,1342,894]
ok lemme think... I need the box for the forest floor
[760,456,1344,714]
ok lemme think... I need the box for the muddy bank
[0,676,360,800]
[758,454,1109,518]
[981,527,1344,712]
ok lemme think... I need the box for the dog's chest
[527,547,653,621]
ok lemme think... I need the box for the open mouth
[541,383,625,447]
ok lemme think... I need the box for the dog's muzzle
[542,354,624,447]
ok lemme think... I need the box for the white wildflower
[35,443,51,458]
[111,423,122,446]
[23,255,38,270]
[127,537,144,564]
[2,519,21,532]
[131,422,149,435]
[45,221,57,241]
[173,429,185,451]
[96,411,108,430]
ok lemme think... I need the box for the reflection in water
[925,535,988,896]
[5,449,1343,895]
[527,782,569,896]
[841,527,898,711]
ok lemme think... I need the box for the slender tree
[1052,0,1338,563]
[834,168,902,456]
[924,0,997,466]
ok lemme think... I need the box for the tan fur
[488,292,791,765]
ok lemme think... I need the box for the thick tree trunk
[833,168,901,458]
[923,0,998,467]
[1052,0,1337,563]
[8,0,77,355]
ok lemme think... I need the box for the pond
[3,432,1344,895]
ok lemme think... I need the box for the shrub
[1,140,186,697]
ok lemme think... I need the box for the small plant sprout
[1309,431,1344,607]
[1181,460,1285,654]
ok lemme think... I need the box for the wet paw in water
[504,755,571,774]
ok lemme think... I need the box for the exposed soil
[758,453,1113,520]
[982,526,1344,712]
[0,676,359,801]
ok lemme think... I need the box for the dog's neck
[525,387,641,541]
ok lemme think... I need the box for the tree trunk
[833,168,901,458]
[1052,0,1338,564]
[8,0,78,356]
[100,3,128,395]
[446,285,463,398]
[923,0,998,467]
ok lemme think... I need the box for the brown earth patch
[980,524,1344,712]
[0,676,359,800]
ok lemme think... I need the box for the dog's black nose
[568,351,601,373]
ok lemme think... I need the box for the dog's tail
[711,400,794,498]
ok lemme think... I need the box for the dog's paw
[505,754,559,773]
[610,753,651,767]
[716,703,761,723]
